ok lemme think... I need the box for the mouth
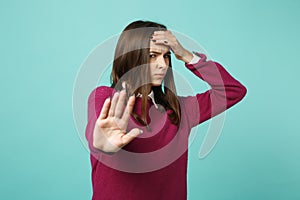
[154,74,165,77]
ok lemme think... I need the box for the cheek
[149,64,155,73]
[149,59,156,65]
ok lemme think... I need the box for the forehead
[149,41,170,53]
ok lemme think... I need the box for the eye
[150,54,156,58]
[164,54,171,58]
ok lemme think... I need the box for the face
[149,41,170,86]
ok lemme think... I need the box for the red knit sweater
[85,53,247,200]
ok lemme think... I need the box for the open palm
[93,90,142,153]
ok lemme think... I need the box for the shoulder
[88,86,114,102]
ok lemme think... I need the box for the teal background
[1,0,299,199]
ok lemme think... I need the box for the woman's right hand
[92,90,142,153]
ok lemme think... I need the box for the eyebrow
[149,50,171,55]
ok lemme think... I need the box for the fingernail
[122,81,127,89]
[128,94,135,100]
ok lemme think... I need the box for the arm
[181,53,247,127]
[151,30,246,127]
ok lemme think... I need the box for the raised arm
[181,53,247,127]
[151,30,247,128]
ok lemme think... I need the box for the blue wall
[1,0,299,199]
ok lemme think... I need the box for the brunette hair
[111,20,181,127]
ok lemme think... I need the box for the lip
[154,74,165,77]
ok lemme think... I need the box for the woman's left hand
[151,30,193,63]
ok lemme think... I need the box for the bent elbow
[235,84,247,103]
[240,84,247,98]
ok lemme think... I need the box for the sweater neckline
[136,90,159,109]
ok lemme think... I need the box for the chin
[152,82,162,86]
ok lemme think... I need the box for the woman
[85,20,247,200]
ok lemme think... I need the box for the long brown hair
[111,20,181,127]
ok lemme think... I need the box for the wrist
[181,50,193,63]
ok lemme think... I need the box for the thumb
[121,128,143,145]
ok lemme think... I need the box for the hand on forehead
[150,40,170,53]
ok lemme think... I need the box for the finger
[153,30,173,38]
[151,39,175,49]
[99,97,111,120]
[108,92,119,117]
[152,31,175,41]
[122,95,135,122]
[153,30,169,35]
[121,128,143,145]
[151,36,175,45]
[151,34,167,41]
[114,90,126,118]
[152,39,169,45]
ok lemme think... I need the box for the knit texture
[85,53,247,200]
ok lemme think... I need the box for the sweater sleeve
[85,86,114,155]
[180,53,247,128]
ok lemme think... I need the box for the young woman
[85,20,247,200]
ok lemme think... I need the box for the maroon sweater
[85,53,247,200]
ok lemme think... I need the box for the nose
[156,56,168,69]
